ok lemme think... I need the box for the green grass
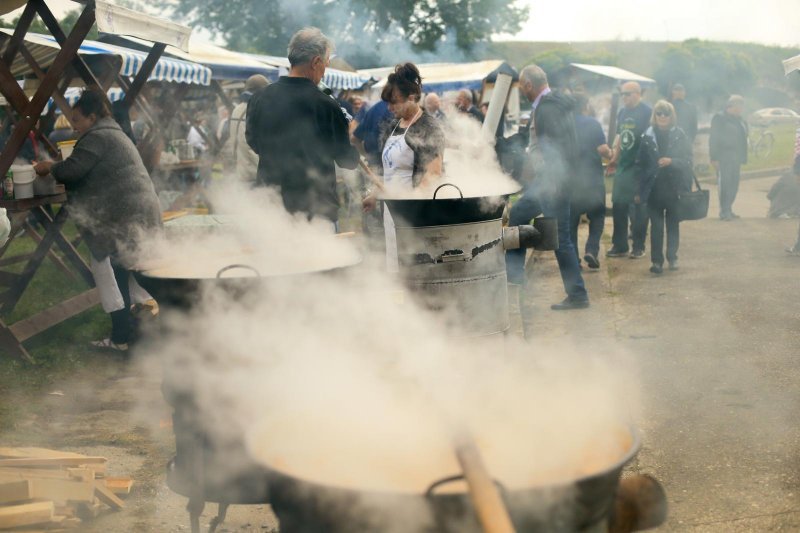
[0,220,108,430]
[743,122,797,172]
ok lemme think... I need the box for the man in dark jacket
[669,84,698,143]
[709,95,748,220]
[571,94,612,270]
[506,64,589,310]
[246,27,358,223]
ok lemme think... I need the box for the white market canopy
[0,30,212,85]
[360,60,508,93]
[99,34,279,82]
[248,53,375,90]
[570,63,656,85]
[783,54,800,76]
[0,0,191,51]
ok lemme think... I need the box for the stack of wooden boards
[0,447,133,531]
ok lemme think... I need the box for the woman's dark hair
[381,62,422,103]
[74,88,111,119]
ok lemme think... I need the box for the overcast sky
[510,0,800,47]
[3,0,800,48]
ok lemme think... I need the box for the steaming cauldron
[134,251,361,533]
[259,429,645,533]
[384,184,558,336]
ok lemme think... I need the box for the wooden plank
[0,457,107,468]
[35,0,105,98]
[93,481,124,510]
[123,43,166,108]
[0,468,71,480]
[0,319,33,363]
[0,1,37,65]
[22,220,77,281]
[0,448,91,460]
[30,478,95,503]
[8,288,99,343]
[18,43,75,128]
[0,479,31,504]
[0,501,54,529]
[103,477,133,495]
[65,468,93,483]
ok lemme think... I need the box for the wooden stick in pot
[358,157,385,192]
[453,432,517,533]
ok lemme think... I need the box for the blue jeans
[506,188,589,302]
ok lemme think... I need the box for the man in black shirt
[246,27,358,223]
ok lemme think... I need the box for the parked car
[750,107,800,126]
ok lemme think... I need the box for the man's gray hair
[726,94,745,108]
[520,65,548,88]
[287,27,333,67]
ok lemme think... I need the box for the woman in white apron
[363,63,445,271]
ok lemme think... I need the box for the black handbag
[677,173,709,221]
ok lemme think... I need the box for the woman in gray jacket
[35,89,162,352]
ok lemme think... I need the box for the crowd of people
[2,25,799,351]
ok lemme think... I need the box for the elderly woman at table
[34,88,162,353]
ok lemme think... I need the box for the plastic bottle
[3,170,13,200]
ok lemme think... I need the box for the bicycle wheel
[754,133,774,159]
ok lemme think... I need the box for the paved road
[522,175,800,531]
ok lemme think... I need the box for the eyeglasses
[655,111,671,117]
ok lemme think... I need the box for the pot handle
[433,183,464,199]
[216,264,261,278]
[424,474,507,497]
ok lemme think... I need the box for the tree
[171,0,528,66]
[655,39,756,111]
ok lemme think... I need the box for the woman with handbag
[634,100,693,274]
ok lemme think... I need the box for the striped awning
[245,53,375,90]
[0,30,212,85]
[784,54,800,76]
[42,86,126,114]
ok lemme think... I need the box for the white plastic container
[58,140,76,160]
[10,164,35,199]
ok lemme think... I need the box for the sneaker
[551,297,590,310]
[786,246,800,256]
[584,253,600,269]
[90,338,129,352]
[630,249,645,259]
[649,264,663,274]
[606,248,628,258]
[730,213,741,219]
[668,261,679,271]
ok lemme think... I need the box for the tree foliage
[655,39,756,110]
[171,0,528,65]
[0,11,99,40]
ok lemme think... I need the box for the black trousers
[109,260,133,345]
[570,199,605,259]
[718,158,741,217]
[649,202,680,266]
[612,201,648,252]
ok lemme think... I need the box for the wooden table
[158,159,214,211]
[0,191,97,362]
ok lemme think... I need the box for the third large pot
[253,428,642,533]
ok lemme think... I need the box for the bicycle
[749,126,775,159]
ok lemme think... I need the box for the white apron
[381,121,415,272]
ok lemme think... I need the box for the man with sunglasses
[608,81,652,259]
[246,27,358,224]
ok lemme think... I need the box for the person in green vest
[608,81,652,259]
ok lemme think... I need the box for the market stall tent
[783,53,800,76]
[360,60,513,93]
[247,53,375,90]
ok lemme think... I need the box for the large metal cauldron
[133,250,361,533]
[256,429,645,532]
[385,184,557,336]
